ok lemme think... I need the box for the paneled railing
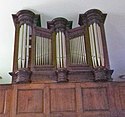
[0,82,125,117]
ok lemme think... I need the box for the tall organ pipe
[56,31,66,68]
[18,24,31,69]
[89,23,105,67]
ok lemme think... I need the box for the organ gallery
[0,9,125,117]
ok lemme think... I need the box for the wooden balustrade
[0,82,125,117]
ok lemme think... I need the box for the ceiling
[0,0,125,83]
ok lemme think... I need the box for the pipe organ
[5,8,125,117]
[10,9,113,83]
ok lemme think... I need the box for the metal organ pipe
[97,24,104,66]
[18,25,23,69]
[35,36,38,65]
[26,25,30,68]
[93,23,100,66]
[35,35,52,66]
[89,24,97,67]
[48,38,51,65]
[56,32,60,68]
[62,32,66,68]
[22,24,26,68]
[89,23,105,67]
[77,36,81,64]
[80,36,86,64]
[59,31,63,67]
[18,24,31,69]
[69,35,86,65]
[56,31,66,68]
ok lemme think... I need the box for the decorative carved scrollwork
[10,69,32,83]
[56,68,69,82]
[35,26,52,38]
[79,9,107,26]
[67,26,85,39]
[94,66,113,81]
[47,17,72,32]
[12,10,40,26]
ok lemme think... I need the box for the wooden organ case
[0,9,125,117]
[11,9,113,83]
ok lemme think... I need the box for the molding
[79,9,107,26]
[94,66,113,81]
[47,17,72,32]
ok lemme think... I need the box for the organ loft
[0,9,125,117]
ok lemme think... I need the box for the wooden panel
[82,87,109,111]
[12,84,45,117]
[0,86,12,117]
[119,86,125,110]
[0,89,5,114]
[82,111,111,117]
[50,112,77,117]
[0,82,125,117]
[114,85,125,117]
[81,86,111,117]
[50,88,76,112]
[17,89,43,113]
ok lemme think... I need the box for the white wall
[0,0,125,83]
